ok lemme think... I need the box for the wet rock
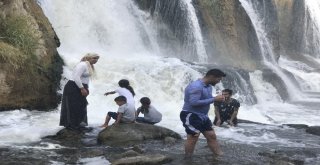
[112,154,172,165]
[259,150,304,165]
[97,123,181,146]
[79,148,105,158]
[118,150,141,158]
[0,0,63,111]
[237,119,266,125]
[193,0,262,70]
[164,137,177,145]
[132,145,145,154]
[284,124,309,129]
[44,128,86,147]
[306,126,320,136]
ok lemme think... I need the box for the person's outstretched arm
[104,91,116,96]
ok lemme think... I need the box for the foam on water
[78,157,110,165]
[279,56,320,92]
[0,110,60,146]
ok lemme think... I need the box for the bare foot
[214,150,223,156]
[100,124,108,128]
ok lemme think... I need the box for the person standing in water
[60,53,100,131]
[180,69,226,158]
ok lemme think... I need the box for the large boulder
[0,0,63,111]
[98,123,181,146]
[112,154,172,165]
[306,126,320,136]
[193,0,262,70]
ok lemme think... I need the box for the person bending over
[213,89,240,127]
[136,97,162,125]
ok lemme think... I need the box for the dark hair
[114,96,127,102]
[205,69,226,78]
[118,79,135,96]
[140,97,151,105]
[139,97,151,114]
[222,89,233,95]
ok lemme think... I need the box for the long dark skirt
[59,80,88,129]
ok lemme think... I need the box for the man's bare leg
[100,115,111,127]
[185,133,200,158]
[203,130,223,156]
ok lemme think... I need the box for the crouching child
[136,97,162,125]
[101,96,136,127]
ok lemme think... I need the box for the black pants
[59,81,88,129]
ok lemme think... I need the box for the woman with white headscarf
[59,53,99,131]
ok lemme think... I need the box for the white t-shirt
[71,62,90,88]
[115,88,135,107]
[118,103,136,123]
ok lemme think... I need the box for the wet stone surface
[0,123,320,165]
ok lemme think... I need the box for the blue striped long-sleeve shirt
[182,79,214,115]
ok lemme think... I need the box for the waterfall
[239,0,302,101]
[184,0,208,63]
[150,0,208,63]
[38,0,205,133]
[39,0,155,57]
[304,0,320,58]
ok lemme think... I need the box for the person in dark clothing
[59,53,99,131]
[213,89,240,127]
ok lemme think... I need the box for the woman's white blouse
[71,62,90,88]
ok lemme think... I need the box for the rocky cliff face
[0,0,63,111]
[135,0,319,71]
[134,0,266,70]
[193,0,263,70]
[275,0,320,68]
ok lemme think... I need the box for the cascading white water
[239,0,302,101]
[278,1,320,99]
[184,0,208,63]
[304,0,320,58]
[39,0,152,57]
[38,0,206,133]
[279,56,320,93]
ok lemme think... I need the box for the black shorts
[180,111,213,135]
[108,112,118,119]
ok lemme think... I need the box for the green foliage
[0,15,41,90]
[0,15,39,58]
[0,42,27,70]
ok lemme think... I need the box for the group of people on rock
[59,53,162,131]
[59,53,240,158]
[100,80,162,127]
